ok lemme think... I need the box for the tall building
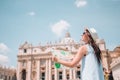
[17,32,107,80]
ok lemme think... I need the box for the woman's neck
[84,41,89,44]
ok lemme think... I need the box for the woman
[52,28,105,80]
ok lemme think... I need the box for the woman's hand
[52,56,59,62]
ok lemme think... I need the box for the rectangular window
[24,49,27,53]
[67,74,69,80]
[59,72,62,80]
[9,76,11,80]
[77,71,80,79]
[41,72,45,80]
[52,75,54,80]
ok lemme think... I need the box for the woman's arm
[53,45,87,68]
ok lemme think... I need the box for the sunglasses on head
[82,32,86,35]
[82,31,90,36]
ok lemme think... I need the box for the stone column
[63,68,67,80]
[45,59,49,80]
[17,62,20,80]
[49,59,52,80]
[73,69,76,79]
[37,60,40,80]
[54,67,58,80]
[69,69,73,79]
[27,61,32,80]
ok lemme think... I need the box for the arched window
[22,69,26,80]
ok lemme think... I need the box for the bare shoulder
[78,45,87,55]
[79,45,87,50]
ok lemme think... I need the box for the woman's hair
[86,29,102,64]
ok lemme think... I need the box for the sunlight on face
[81,32,89,43]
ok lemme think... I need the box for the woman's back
[81,44,104,80]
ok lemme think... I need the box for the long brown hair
[86,29,101,64]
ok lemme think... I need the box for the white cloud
[0,43,9,54]
[28,11,36,16]
[75,0,87,8]
[51,20,70,37]
[0,54,9,64]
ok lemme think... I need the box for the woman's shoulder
[80,44,93,56]
[79,45,87,50]
[78,45,87,55]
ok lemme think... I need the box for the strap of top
[86,44,94,55]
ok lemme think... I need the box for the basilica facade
[17,32,110,80]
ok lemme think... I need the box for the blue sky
[0,0,120,67]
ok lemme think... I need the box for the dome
[60,32,75,44]
[65,31,71,38]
